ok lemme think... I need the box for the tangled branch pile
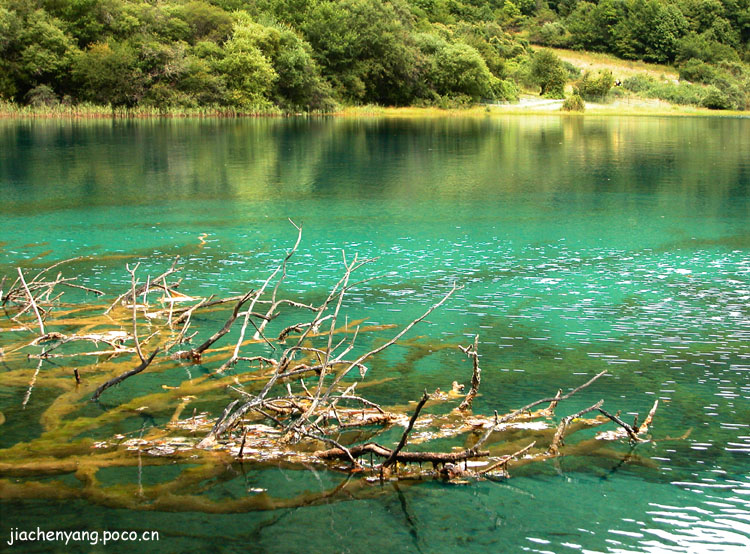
[0,224,685,511]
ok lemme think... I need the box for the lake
[1,115,749,552]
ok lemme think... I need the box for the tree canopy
[0,0,748,111]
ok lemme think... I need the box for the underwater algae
[0,230,686,514]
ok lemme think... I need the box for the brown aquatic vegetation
[0,224,688,511]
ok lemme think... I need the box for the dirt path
[490,94,681,113]
[493,97,564,110]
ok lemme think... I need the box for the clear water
[1,115,750,553]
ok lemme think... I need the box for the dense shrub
[707,76,746,109]
[622,74,711,105]
[576,69,614,99]
[676,32,740,63]
[562,60,581,80]
[622,74,659,93]
[561,93,585,110]
[700,85,732,109]
[536,21,569,47]
[680,58,749,109]
[24,84,59,107]
[679,58,717,83]
[496,79,520,102]
[644,81,707,105]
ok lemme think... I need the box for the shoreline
[1,102,748,120]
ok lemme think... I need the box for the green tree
[0,8,79,99]
[172,1,233,44]
[271,28,336,111]
[176,52,228,105]
[42,0,124,47]
[530,49,567,97]
[432,41,499,100]
[566,0,626,52]
[214,15,277,108]
[302,0,421,104]
[613,0,688,63]
[215,14,333,111]
[73,41,146,108]
[682,0,725,33]
[0,5,21,98]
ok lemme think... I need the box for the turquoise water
[1,115,750,552]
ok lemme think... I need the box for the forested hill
[1,0,749,112]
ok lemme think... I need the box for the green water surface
[1,115,749,553]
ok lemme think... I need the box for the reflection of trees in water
[1,118,748,217]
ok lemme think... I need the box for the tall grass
[0,101,291,119]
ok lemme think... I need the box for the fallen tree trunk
[315,442,490,465]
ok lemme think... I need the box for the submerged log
[316,442,490,465]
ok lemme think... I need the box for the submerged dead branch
[383,391,429,468]
[126,263,145,363]
[477,442,536,476]
[548,400,604,455]
[91,348,159,401]
[0,234,684,513]
[16,268,45,336]
[597,407,641,442]
[221,220,303,372]
[105,257,180,314]
[173,291,254,362]
[457,335,480,411]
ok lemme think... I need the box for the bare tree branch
[17,268,45,336]
[458,335,481,411]
[383,391,429,468]
[91,349,159,402]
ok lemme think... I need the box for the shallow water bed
[1,115,749,552]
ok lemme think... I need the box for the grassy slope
[544,46,679,81]
[512,45,749,116]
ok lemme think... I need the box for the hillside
[0,0,748,113]
[546,47,679,81]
